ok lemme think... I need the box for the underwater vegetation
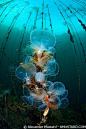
[15,29,69,125]
[0,93,86,128]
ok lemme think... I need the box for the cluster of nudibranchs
[15,29,69,125]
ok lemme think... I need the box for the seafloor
[0,93,86,129]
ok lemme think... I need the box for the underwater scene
[0,0,86,128]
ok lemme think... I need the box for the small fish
[20,62,23,65]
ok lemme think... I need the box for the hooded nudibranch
[35,72,45,83]
[15,29,69,125]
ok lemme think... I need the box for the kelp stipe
[15,29,69,125]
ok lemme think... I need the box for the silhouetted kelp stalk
[0,2,30,26]
[11,72,18,98]
[54,1,81,111]
[0,90,10,118]
[3,51,16,65]
[47,5,53,33]
[24,30,29,47]
[57,0,86,63]
[41,0,44,28]
[69,5,86,22]
[26,20,33,46]
[24,1,30,5]
[0,2,11,17]
[61,5,85,69]
[0,14,20,67]
[54,1,74,43]
[17,12,32,65]
[0,6,27,51]
[33,7,39,30]
[72,0,86,10]
[0,4,30,67]
[58,0,86,32]
[4,93,8,117]
[72,0,86,11]
[44,13,47,30]
[76,0,86,6]
[0,0,12,8]
[0,4,17,25]
[29,26,33,36]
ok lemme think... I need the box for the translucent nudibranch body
[30,29,56,50]
[15,29,69,125]
[35,72,45,83]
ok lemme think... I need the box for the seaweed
[54,1,74,43]
[44,13,47,30]
[0,2,11,17]
[0,4,17,25]
[0,0,12,8]
[58,0,86,31]
[0,93,86,128]
[58,0,86,63]
[61,5,82,111]
[17,12,32,65]
[47,5,53,33]
[33,8,39,30]
[41,0,44,28]
[0,4,29,67]
[69,5,86,22]
[0,14,20,67]
[72,0,86,11]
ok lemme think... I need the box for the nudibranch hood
[30,29,56,51]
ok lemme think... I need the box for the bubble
[15,63,36,80]
[30,29,56,50]
[44,58,59,76]
[25,45,33,55]
[22,96,33,106]
[24,56,32,64]
[15,65,27,80]
[49,95,60,110]
[60,90,68,99]
[47,58,56,71]
[49,81,65,95]
[32,98,44,108]
[24,63,36,76]
[35,72,45,83]
[38,102,47,111]
[60,98,69,108]
[45,81,53,92]
[23,87,30,96]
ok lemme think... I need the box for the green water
[0,0,86,128]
